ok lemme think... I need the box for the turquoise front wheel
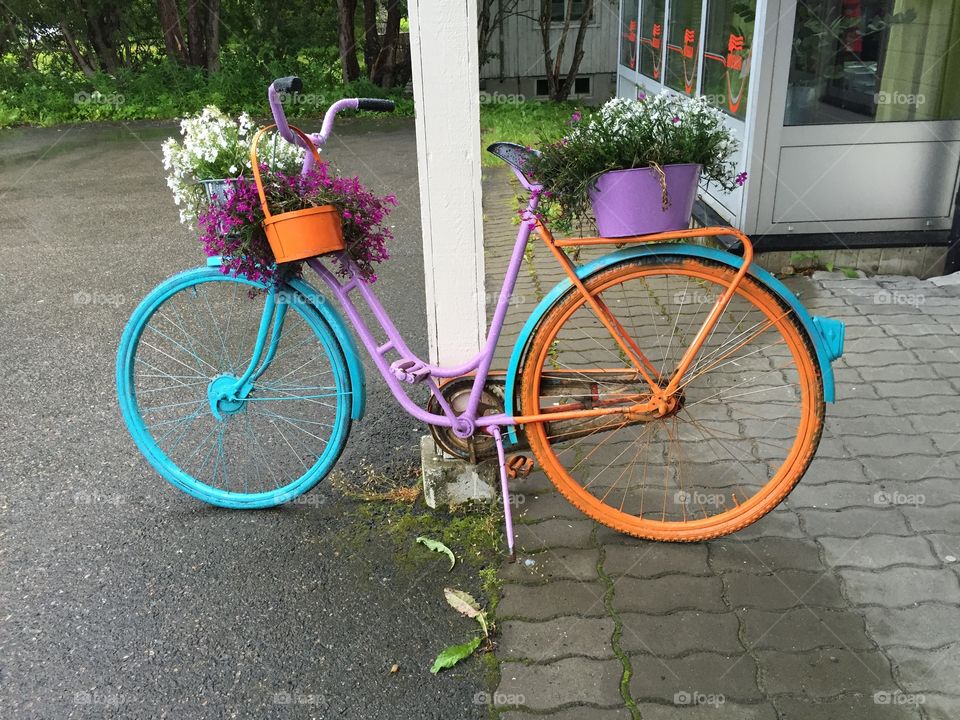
[116,267,353,508]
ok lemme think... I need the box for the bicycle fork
[209,287,288,419]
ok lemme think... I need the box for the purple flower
[637,92,646,100]
[570,111,582,123]
[735,171,748,186]
[671,116,680,124]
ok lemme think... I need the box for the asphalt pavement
[0,117,491,719]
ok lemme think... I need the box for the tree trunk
[185,0,207,67]
[85,6,120,73]
[205,0,220,72]
[538,0,555,97]
[157,0,188,64]
[61,24,97,77]
[559,0,593,100]
[336,0,361,82]
[362,0,380,75]
[539,0,594,101]
[371,0,401,87]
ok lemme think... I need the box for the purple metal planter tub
[588,163,702,237]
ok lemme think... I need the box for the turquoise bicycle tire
[116,267,352,509]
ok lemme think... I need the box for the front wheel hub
[207,374,247,419]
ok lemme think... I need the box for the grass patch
[478,100,585,166]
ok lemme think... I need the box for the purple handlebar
[267,84,358,148]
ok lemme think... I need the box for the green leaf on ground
[430,636,482,674]
[416,536,455,570]
[443,588,481,617]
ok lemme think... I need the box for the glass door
[755,0,960,234]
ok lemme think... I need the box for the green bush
[0,48,412,128]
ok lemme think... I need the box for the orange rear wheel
[519,256,824,541]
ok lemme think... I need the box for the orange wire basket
[249,124,345,264]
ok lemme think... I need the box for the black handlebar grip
[272,76,303,94]
[356,98,396,113]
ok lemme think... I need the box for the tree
[538,0,595,101]
[336,0,406,88]
[477,0,519,70]
[336,0,362,82]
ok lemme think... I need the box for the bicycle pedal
[389,358,431,384]
[506,454,534,479]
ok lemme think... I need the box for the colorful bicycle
[117,77,845,556]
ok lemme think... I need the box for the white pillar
[407,0,486,366]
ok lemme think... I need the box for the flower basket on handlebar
[250,124,345,264]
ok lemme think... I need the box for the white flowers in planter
[161,105,306,224]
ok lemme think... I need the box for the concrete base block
[420,435,498,508]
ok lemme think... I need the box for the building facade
[480,1,621,102]
[616,0,960,242]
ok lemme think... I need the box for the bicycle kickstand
[489,426,516,563]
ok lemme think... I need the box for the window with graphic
[638,0,666,81]
[620,0,640,69]
[664,0,703,95]
[785,0,960,125]
[701,0,755,119]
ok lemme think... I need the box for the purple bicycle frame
[267,85,541,557]
[268,83,539,437]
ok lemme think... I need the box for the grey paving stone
[871,379,952,398]
[819,535,940,569]
[759,649,896,698]
[786,481,881,510]
[502,548,600,584]
[602,542,710,579]
[892,396,960,415]
[731,507,805,540]
[930,433,960,455]
[841,351,920,368]
[497,581,608,620]
[862,604,960,649]
[838,567,960,607]
[875,479,960,507]
[514,491,585,523]
[740,607,874,652]
[888,645,960,694]
[860,365,939,382]
[501,708,631,720]
[902,505,960,534]
[496,658,625,711]
[860,454,959,483]
[915,693,960,720]
[905,412,960,436]
[919,533,960,564]
[507,469,556,495]
[618,611,742,656]
[724,570,846,610]
[798,508,911,537]
[612,576,726,614]
[773,694,923,720]
[843,434,939,458]
[497,617,616,661]
[825,414,915,436]
[514,518,595,552]
[708,538,823,573]
[841,336,904,353]
[629,651,761,702]
[801,458,872,484]
[634,702,778,720]
[828,399,899,418]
